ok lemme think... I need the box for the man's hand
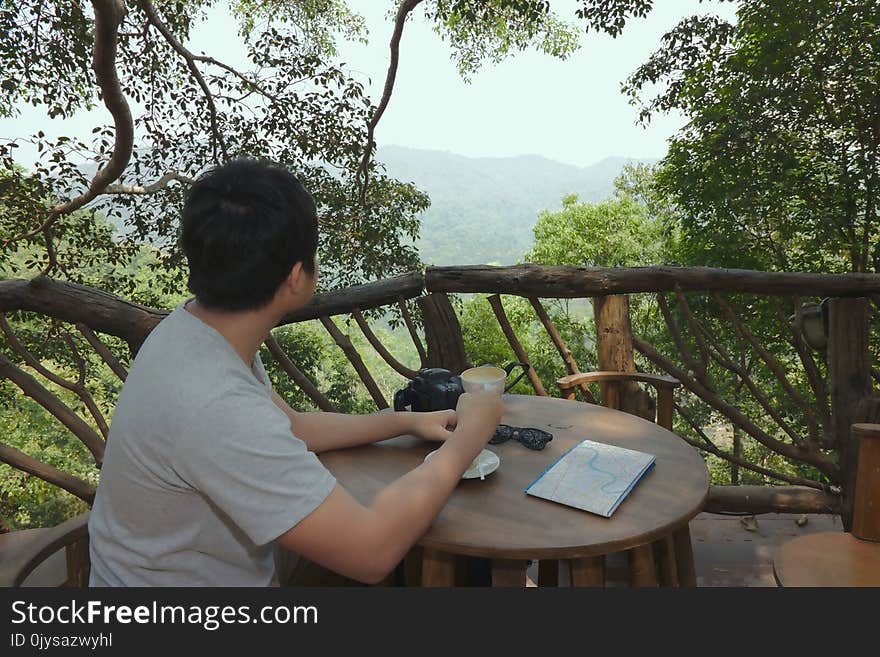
[454,391,504,441]
[408,409,458,442]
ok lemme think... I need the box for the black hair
[180,158,318,311]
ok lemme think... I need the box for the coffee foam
[462,366,505,383]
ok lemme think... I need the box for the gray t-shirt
[88,301,337,586]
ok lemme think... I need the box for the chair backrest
[0,512,89,587]
[557,371,681,430]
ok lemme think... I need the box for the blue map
[524,439,655,517]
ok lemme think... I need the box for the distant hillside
[376,145,658,266]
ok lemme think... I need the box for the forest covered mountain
[376,145,657,265]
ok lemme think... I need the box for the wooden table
[774,533,880,587]
[319,394,709,587]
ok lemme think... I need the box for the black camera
[393,368,464,412]
[393,363,530,412]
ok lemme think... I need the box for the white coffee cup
[460,365,507,397]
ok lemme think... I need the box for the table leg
[421,548,455,587]
[65,536,90,588]
[538,559,559,587]
[404,545,423,586]
[628,544,659,587]
[569,556,605,587]
[491,559,528,587]
[673,524,697,587]
[654,536,679,587]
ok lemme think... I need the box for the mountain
[376,145,658,266]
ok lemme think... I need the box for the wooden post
[417,293,470,374]
[593,295,653,420]
[828,298,873,530]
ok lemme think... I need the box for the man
[88,158,502,586]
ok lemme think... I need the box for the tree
[0,0,701,528]
[624,0,880,273]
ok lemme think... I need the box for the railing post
[593,294,653,420]
[417,293,470,374]
[828,297,873,530]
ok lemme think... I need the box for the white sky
[0,1,737,169]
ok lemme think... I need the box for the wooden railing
[2,264,880,528]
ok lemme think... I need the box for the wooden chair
[557,371,681,431]
[543,371,694,587]
[773,423,880,586]
[0,512,90,587]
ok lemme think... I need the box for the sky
[0,0,738,170]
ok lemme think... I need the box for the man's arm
[276,392,502,584]
[271,391,456,452]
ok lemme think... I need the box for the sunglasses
[489,424,553,450]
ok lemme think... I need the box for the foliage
[459,293,595,396]
[527,192,663,268]
[625,0,880,273]
[429,0,580,81]
[0,0,427,291]
[0,383,97,529]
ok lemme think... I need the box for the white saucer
[424,448,500,480]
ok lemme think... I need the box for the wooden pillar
[828,298,872,530]
[417,293,470,374]
[593,295,653,420]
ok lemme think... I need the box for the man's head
[181,158,318,312]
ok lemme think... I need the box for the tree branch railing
[425,264,880,519]
[4,264,880,520]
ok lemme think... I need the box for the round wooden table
[319,395,709,587]
[774,533,880,587]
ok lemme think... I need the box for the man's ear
[284,261,304,294]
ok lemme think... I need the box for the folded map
[524,439,655,517]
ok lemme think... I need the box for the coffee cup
[460,362,530,397]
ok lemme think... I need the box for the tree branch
[5,0,134,250]
[264,335,336,413]
[137,0,228,162]
[713,291,822,446]
[656,292,711,389]
[1,316,109,438]
[103,170,194,195]
[397,298,427,367]
[357,0,423,205]
[633,336,837,480]
[0,441,96,504]
[76,323,127,382]
[692,318,804,447]
[319,316,388,410]
[0,352,105,466]
[352,309,419,379]
[673,401,824,488]
[192,54,282,103]
[772,296,832,445]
